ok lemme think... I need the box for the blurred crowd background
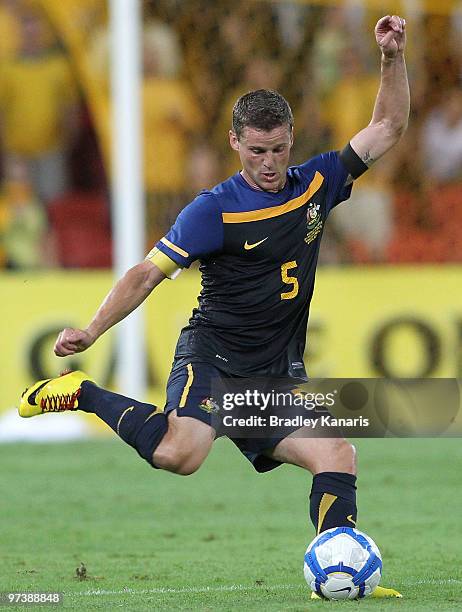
[1,0,462,270]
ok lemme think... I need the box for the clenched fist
[375,15,406,59]
[54,328,95,357]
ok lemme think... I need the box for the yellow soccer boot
[19,371,95,417]
[371,585,403,598]
[310,585,402,600]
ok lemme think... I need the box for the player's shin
[309,472,357,533]
[80,381,168,466]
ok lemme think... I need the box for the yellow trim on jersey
[317,493,338,534]
[179,363,194,408]
[145,247,182,278]
[160,237,189,258]
[222,171,324,223]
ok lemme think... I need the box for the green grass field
[1,438,461,611]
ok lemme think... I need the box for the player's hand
[54,328,95,356]
[375,15,406,59]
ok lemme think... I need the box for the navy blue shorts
[164,358,301,473]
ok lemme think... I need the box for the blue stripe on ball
[323,563,357,577]
[353,552,382,586]
[305,550,328,582]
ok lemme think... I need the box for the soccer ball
[303,527,382,600]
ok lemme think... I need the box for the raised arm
[54,260,166,356]
[349,15,410,169]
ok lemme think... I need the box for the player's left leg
[265,435,357,533]
[265,434,402,599]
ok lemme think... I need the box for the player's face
[229,124,293,192]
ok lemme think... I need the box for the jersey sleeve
[299,151,352,215]
[147,191,223,273]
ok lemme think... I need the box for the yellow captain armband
[145,247,183,279]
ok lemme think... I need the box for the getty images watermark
[206,378,462,438]
[220,388,369,429]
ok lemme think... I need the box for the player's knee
[306,438,356,474]
[152,444,204,476]
[329,439,356,473]
[174,457,202,476]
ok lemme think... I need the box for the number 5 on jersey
[281,261,299,300]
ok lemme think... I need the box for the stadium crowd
[1,0,462,269]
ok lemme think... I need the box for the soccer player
[20,15,408,599]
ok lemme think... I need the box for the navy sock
[310,472,357,534]
[79,381,168,466]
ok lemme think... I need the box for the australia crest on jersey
[305,201,323,244]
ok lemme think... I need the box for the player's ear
[229,130,239,151]
[289,126,294,147]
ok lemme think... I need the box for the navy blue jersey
[152,151,352,380]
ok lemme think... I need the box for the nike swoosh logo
[27,380,50,405]
[331,587,352,593]
[347,514,356,526]
[117,406,135,435]
[244,237,268,250]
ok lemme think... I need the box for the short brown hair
[232,89,293,139]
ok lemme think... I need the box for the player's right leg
[152,410,214,475]
[154,359,220,474]
[19,366,216,475]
